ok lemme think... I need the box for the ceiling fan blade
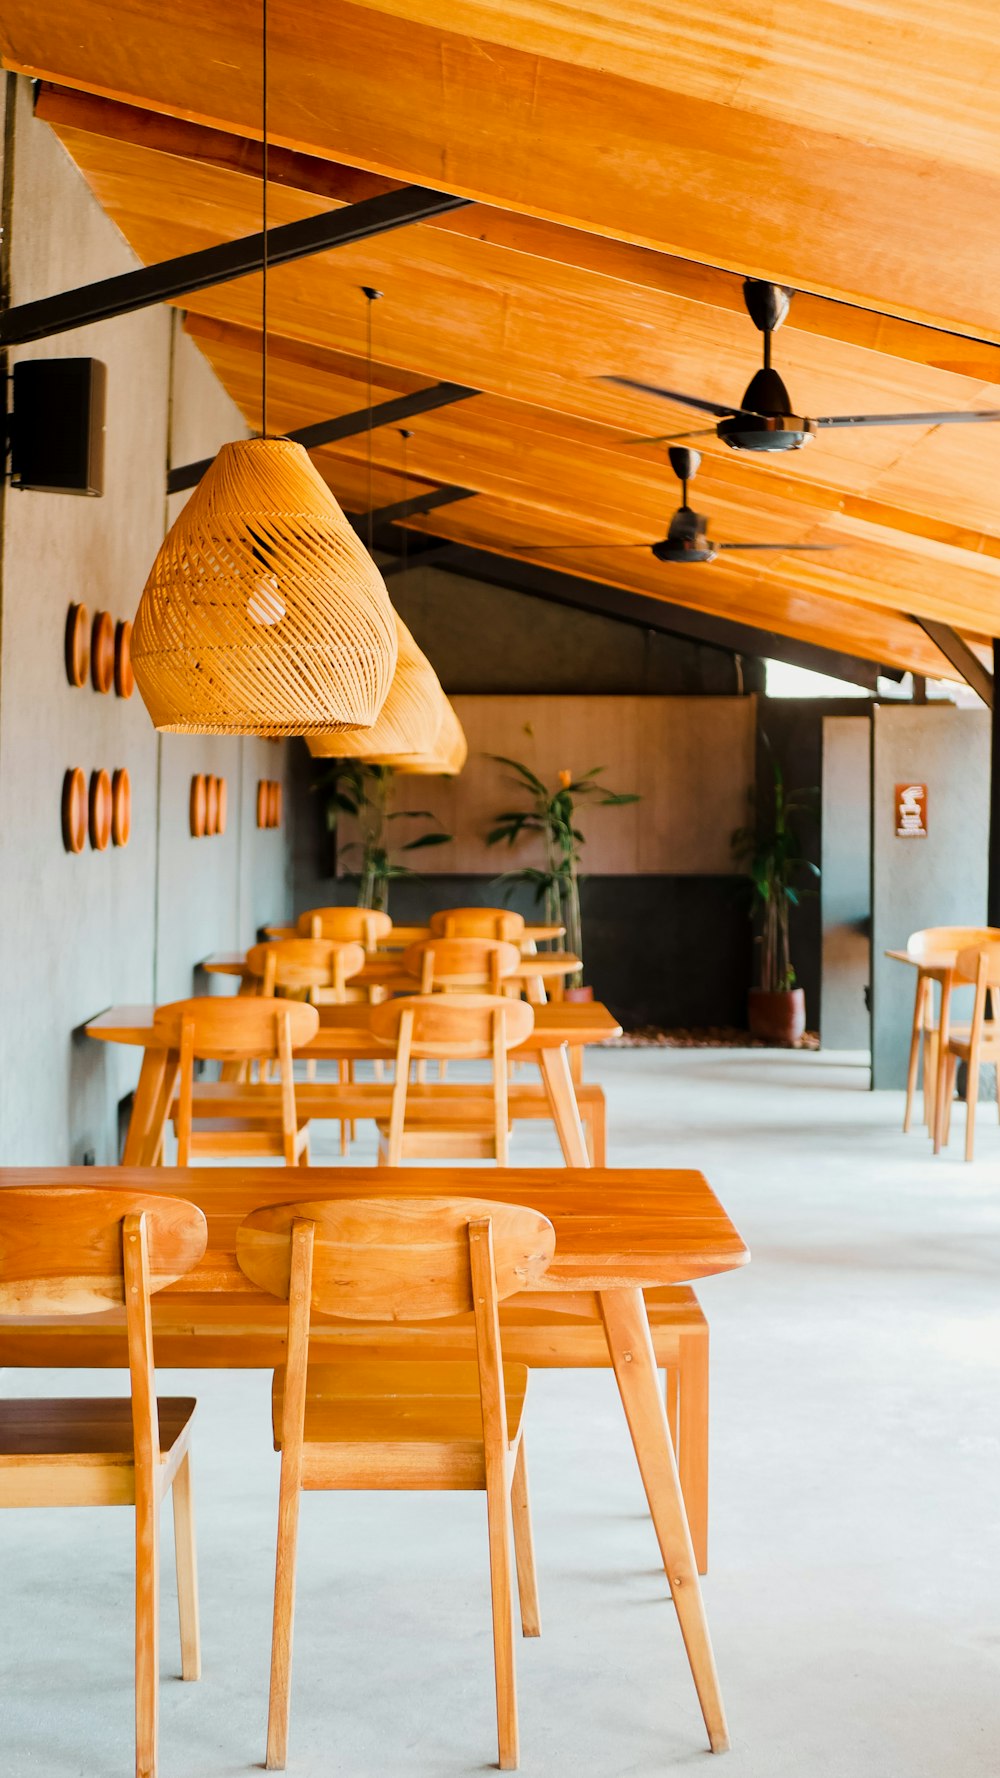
[816,409,1000,429]
[493,540,657,551]
[622,429,719,445]
[717,542,838,552]
[601,375,751,420]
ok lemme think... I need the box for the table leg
[599,1286,729,1754]
[122,1051,168,1164]
[537,1044,590,1167]
[141,1055,180,1166]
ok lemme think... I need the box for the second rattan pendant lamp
[130,0,397,735]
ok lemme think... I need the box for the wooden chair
[0,1186,207,1778]
[245,938,366,1003]
[236,1193,554,1772]
[295,906,392,953]
[429,907,526,944]
[369,994,535,1163]
[936,941,1000,1160]
[402,935,522,995]
[158,997,319,1165]
[903,926,1000,1134]
[245,940,367,1150]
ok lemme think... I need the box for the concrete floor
[4,1048,1000,1777]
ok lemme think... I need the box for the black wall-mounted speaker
[10,358,106,496]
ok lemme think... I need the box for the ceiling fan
[434,447,836,567]
[604,279,1000,453]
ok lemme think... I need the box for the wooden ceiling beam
[35,83,1000,386]
[8,3,1000,339]
[186,314,1000,572]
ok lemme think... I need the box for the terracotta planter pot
[748,987,806,1046]
[563,984,594,1004]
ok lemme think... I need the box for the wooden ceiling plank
[35,82,1000,386]
[8,2,1000,338]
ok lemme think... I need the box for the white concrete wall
[0,79,292,1161]
[871,702,989,1089]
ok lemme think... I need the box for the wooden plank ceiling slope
[6,1,1000,679]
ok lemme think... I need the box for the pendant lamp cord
[361,286,382,557]
[400,428,410,577]
[260,0,268,438]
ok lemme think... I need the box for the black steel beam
[355,485,476,531]
[380,539,465,579]
[914,617,993,707]
[167,383,478,494]
[369,522,886,689]
[0,184,471,349]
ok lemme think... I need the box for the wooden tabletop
[86,1000,622,1055]
[199,950,583,985]
[884,948,955,973]
[0,1166,749,1298]
[263,923,566,949]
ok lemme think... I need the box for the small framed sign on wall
[895,782,928,838]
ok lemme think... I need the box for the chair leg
[266,1469,303,1771]
[941,1055,958,1150]
[484,1460,520,1770]
[172,1453,201,1681]
[134,1490,160,1778]
[677,1328,710,1579]
[965,1063,978,1163]
[903,975,924,1133]
[509,1439,541,1638]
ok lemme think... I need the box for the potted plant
[313,759,450,913]
[732,752,819,1044]
[486,754,640,997]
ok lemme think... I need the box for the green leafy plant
[731,750,819,992]
[313,760,450,913]
[485,753,640,985]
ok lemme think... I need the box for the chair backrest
[0,1186,206,1479]
[237,1194,554,1321]
[296,906,392,951]
[0,1186,207,1317]
[429,907,525,943]
[907,925,1000,959]
[152,995,319,1061]
[369,992,534,1060]
[245,938,365,998]
[402,936,521,994]
[238,1195,554,1481]
[953,941,1000,989]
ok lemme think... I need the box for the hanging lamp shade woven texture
[131,438,398,735]
[392,701,468,776]
[307,615,443,761]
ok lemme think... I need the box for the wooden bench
[174,1078,608,1164]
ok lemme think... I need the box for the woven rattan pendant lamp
[394,700,468,776]
[130,1,397,735]
[307,614,445,761]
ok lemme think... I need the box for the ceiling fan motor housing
[653,505,716,563]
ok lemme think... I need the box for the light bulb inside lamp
[247,572,285,625]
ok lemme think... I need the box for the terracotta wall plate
[268,781,282,828]
[190,773,207,838]
[89,768,112,850]
[64,604,89,688]
[114,619,134,698]
[206,774,219,836]
[91,611,114,694]
[111,768,131,846]
[216,776,228,835]
[61,767,87,852]
[256,780,269,829]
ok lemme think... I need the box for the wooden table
[201,949,583,1002]
[87,1002,622,1170]
[0,1163,748,1754]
